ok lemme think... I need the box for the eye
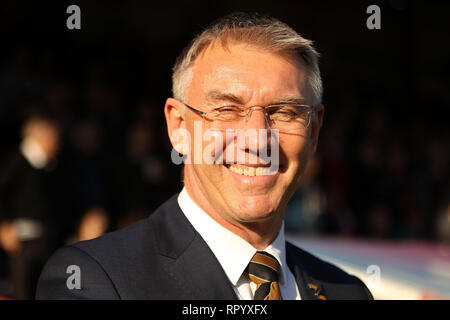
[267,106,298,120]
[213,105,244,120]
[216,105,243,113]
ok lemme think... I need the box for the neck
[183,170,283,250]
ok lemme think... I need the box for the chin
[229,196,279,222]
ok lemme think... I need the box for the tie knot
[246,251,280,284]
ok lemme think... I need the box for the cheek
[281,136,311,190]
[201,129,227,164]
[280,136,310,167]
[279,137,311,200]
[189,125,226,179]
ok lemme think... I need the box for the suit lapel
[152,194,238,300]
[286,242,324,300]
[153,194,329,300]
[164,234,239,300]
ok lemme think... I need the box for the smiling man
[36,12,373,300]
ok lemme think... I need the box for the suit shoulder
[286,241,373,298]
[36,245,120,299]
[72,217,155,261]
[71,195,179,259]
[37,218,157,299]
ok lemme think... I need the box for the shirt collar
[177,187,287,286]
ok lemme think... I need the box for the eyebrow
[205,90,305,106]
[269,97,305,105]
[205,90,245,105]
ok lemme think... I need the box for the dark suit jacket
[0,149,70,245]
[36,194,373,300]
[0,150,50,222]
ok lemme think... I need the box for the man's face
[172,42,323,228]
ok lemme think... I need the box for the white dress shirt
[178,187,301,300]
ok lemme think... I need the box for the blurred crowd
[0,1,449,300]
[0,46,183,298]
[285,95,450,242]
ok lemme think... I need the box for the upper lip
[224,163,271,168]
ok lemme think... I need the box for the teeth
[227,165,277,176]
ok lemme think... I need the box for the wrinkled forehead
[188,42,311,105]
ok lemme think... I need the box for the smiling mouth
[223,164,279,177]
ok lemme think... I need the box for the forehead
[188,42,310,104]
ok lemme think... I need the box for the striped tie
[246,251,282,300]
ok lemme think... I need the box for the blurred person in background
[0,114,60,299]
[436,201,450,244]
[76,207,109,242]
[284,154,326,234]
[67,118,110,242]
[109,119,169,230]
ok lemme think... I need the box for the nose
[244,106,269,130]
[238,106,271,164]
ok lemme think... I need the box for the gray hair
[172,12,323,106]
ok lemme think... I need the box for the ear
[165,98,188,155]
[310,104,324,154]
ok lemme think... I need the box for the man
[0,115,61,299]
[36,12,373,300]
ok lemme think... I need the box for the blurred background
[0,0,448,299]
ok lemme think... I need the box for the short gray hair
[172,12,323,106]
